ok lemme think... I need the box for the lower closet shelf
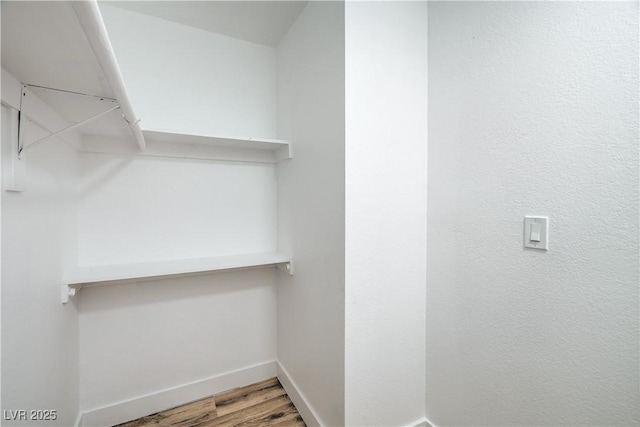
[61,252,293,304]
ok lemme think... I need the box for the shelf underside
[79,128,292,163]
[64,252,293,288]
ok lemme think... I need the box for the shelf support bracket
[6,85,121,192]
[18,84,120,158]
[20,103,120,157]
[3,105,26,192]
[61,284,80,304]
[276,260,294,275]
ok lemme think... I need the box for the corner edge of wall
[74,411,84,427]
[277,361,325,427]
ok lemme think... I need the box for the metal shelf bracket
[5,84,120,192]
[18,85,120,159]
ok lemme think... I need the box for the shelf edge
[61,253,293,304]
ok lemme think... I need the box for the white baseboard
[80,360,277,427]
[276,362,324,427]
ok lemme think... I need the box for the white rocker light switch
[524,216,548,250]
[530,222,541,242]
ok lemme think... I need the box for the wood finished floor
[115,377,305,427]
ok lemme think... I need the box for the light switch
[530,223,541,242]
[524,216,548,250]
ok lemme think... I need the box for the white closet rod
[71,0,146,151]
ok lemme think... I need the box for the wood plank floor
[115,377,306,427]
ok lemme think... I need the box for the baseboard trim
[276,362,324,427]
[80,360,277,427]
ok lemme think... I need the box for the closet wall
[276,2,345,426]
[3,2,346,424]
[345,2,428,426]
[98,4,277,138]
[78,5,280,420]
[1,73,80,427]
[427,2,639,425]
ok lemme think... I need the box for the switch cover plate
[524,216,548,250]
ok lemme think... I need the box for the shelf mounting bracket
[5,84,121,192]
[20,104,120,157]
[276,260,294,275]
[18,84,120,158]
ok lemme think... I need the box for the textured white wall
[1,97,80,425]
[427,2,639,425]
[345,2,428,426]
[276,2,345,426]
[99,4,278,138]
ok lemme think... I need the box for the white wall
[77,154,277,266]
[78,268,277,413]
[276,2,345,426]
[1,71,80,425]
[427,2,639,426]
[76,153,279,417]
[75,5,282,417]
[99,4,278,138]
[345,2,428,426]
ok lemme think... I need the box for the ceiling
[102,1,308,47]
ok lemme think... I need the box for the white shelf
[143,129,290,152]
[61,252,293,303]
[80,128,293,163]
[142,128,292,163]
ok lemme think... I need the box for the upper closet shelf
[1,1,145,149]
[1,0,145,191]
[62,252,293,303]
[2,0,292,175]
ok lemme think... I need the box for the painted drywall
[76,7,281,414]
[276,2,345,426]
[76,138,278,414]
[427,2,639,425]
[76,153,277,266]
[345,2,428,426]
[78,268,277,414]
[1,71,80,425]
[99,3,278,138]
